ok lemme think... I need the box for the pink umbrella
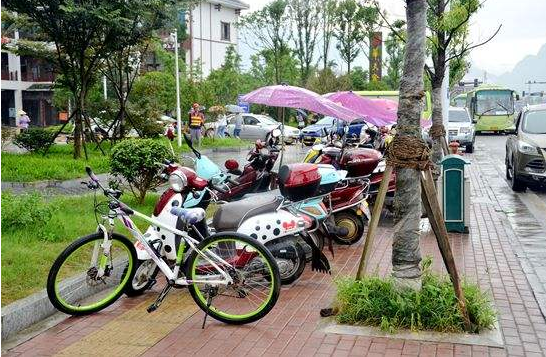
[241,85,361,122]
[370,98,398,113]
[323,91,397,126]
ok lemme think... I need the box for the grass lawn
[2,137,251,182]
[1,192,158,305]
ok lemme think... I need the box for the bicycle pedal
[147,304,158,313]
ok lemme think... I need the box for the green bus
[355,90,433,121]
[464,85,519,133]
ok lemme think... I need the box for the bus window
[476,90,514,116]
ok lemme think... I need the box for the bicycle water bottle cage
[170,207,206,225]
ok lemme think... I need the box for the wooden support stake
[420,168,472,331]
[356,165,393,280]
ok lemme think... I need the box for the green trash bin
[438,155,470,233]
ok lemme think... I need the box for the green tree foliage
[347,66,369,90]
[333,0,380,75]
[14,128,56,153]
[289,0,322,85]
[239,0,292,84]
[425,0,484,164]
[3,0,176,159]
[384,20,406,90]
[306,68,350,94]
[110,139,174,203]
[131,72,177,114]
[320,0,338,70]
[207,45,255,105]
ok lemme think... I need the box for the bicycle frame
[98,205,234,287]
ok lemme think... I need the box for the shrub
[110,139,174,203]
[334,258,496,333]
[13,127,56,153]
[1,192,58,231]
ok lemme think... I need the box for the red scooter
[303,130,396,214]
[184,131,280,202]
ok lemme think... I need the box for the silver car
[447,107,475,153]
[225,113,300,143]
[505,104,546,191]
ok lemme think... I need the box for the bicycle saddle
[170,207,206,225]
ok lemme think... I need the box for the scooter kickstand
[147,283,172,313]
[201,287,214,329]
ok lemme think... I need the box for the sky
[239,0,546,76]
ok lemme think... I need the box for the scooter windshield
[194,155,222,180]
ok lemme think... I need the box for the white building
[185,0,249,77]
[1,32,57,127]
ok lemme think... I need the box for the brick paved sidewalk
[4,153,546,357]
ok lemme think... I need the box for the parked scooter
[212,163,358,284]
[184,131,280,201]
[124,161,232,296]
[303,127,396,214]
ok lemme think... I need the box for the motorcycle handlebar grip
[85,167,98,182]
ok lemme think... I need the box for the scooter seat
[212,194,283,231]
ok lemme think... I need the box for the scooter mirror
[272,128,282,138]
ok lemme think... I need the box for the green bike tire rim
[190,238,275,321]
[54,239,134,312]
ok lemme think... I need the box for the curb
[1,260,125,341]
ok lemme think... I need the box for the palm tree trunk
[391,0,427,284]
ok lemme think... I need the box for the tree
[239,0,291,84]
[306,67,351,94]
[3,0,175,158]
[425,0,499,164]
[320,0,338,70]
[289,0,322,85]
[384,20,406,90]
[249,47,300,86]
[333,0,380,75]
[207,45,249,105]
[391,0,427,285]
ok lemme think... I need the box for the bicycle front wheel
[47,232,137,315]
[186,232,280,324]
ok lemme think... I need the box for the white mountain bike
[46,167,281,325]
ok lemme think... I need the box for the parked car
[505,104,546,191]
[225,113,300,143]
[447,107,475,153]
[300,116,367,146]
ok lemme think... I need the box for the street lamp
[170,29,183,147]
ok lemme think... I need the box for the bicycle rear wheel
[186,232,280,324]
[47,232,136,315]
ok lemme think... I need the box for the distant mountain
[465,43,546,94]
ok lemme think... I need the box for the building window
[221,22,230,41]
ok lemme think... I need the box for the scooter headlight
[169,169,188,192]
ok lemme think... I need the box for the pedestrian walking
[233,112,243,139]
[17,110,31,131]
[216,112,227,138]
[189,103,205,146]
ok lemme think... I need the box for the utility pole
[102,76,107,100]
[173,29,182,147]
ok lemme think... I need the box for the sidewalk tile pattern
[4,154,546,356]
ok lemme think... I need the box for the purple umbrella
[323,91,397,126]
[241,85,361,122]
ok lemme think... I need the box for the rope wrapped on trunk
[386,135,433,170]
[429,124,446,139]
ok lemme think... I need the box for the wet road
[475,134,546,227]
[474,134,546,315]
